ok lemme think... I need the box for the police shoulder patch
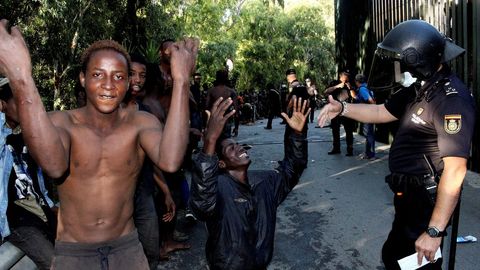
[444,114,462,134]
[443,81,458,96]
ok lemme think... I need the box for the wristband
[340,101,348,116]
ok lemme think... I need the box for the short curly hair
[80,40,131,73]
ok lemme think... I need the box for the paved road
[159,113,480,270]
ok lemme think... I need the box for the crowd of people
[0,18,475,270]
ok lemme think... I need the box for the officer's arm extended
[317,95,397,127]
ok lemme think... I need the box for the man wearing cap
[318,20,475,269]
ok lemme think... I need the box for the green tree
[0,0,334,108]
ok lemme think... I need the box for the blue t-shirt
[357,83,373,104]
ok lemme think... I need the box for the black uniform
[265,88,281,129]
[189,131,307,270]
[382,66,475,269]
[327,80,355,154]
[282,81,309,161]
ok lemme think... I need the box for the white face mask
[393,61,417,87]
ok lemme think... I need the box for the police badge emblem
[444,115,462,134]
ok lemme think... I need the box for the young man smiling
[190,96,310,270]
[0,20,198,269]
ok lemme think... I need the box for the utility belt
[385,172,439,206]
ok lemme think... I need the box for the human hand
[165,38,199,84]
[281,96,310,133]
[415,232,442,265]
[204,97,235,144]
[317,95,342,127]
[162,194,176,222]
[0,20,32,80]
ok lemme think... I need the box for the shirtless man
[0,20,198,269]
[206,69,239,137]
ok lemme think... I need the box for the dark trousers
[363,123,375,158]
[309,105,316,123]
[382,175,442,269]
[330,116,354,152]
[266,108,280,129]
[8,226,54,270]
[134,171,160,270]
[52,230,149,270]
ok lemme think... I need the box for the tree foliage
[0,0,334,109]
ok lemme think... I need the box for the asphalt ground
[159,111,480,270]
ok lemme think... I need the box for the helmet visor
[368,48,402,91]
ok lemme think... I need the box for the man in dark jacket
[189,96,309,270]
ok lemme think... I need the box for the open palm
[281,96,310,133]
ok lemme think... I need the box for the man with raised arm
[190,96,309,270]
[0,20,198,269]
[318,20,474,269]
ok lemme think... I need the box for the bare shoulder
[48,110,74,128]
[132,110,162,128]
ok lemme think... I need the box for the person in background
[1,78,57,270]
[324,71,355,156]
[354,74,376,160]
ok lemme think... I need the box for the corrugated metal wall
[335,0,480,170]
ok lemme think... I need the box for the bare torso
[51,107,151,243]
[206,85,237,110]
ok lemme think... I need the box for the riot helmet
[368,20,465,91]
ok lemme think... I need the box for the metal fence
[335,0,480,170]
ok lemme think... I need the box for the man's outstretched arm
[0,20,69,178]
[140,38,199,173]
[273,96,310,205]
[189,97,235,220]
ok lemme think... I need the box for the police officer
[324,70,356,156]
[318,20,475,269]
[285,69,309,160]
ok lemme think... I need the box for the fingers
[0,19,8,33]
[211,97,233,118]
[300,99,308,114]
[417,251,424,266]
[305,108,312,118]
[224,108,236,120]
[328,95,336,103]
[317,107,329,127]
[211,97,224,112]
[10,25,24,39]
[185,37,200,54]
[292,95,298,112]
[205,110,211,124]
[218,97,233,113]
[280,112,288,121]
